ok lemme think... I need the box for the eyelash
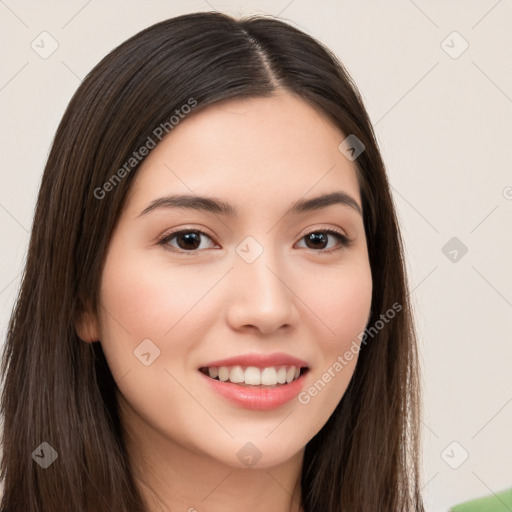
[157,227,353,255]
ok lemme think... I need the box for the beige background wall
[1,1,511,510]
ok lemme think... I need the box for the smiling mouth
[199,366,309,388]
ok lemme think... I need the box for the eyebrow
[137,191,362,218]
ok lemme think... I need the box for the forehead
[126,92,362,216]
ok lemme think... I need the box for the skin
[77,91,373,512]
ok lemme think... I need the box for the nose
[224,246,299,335]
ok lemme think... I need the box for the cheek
[99,247,215,339]
[293,262,371,436]
[96,247,177,380]
[95,248,215,441]
[96,244,228,384]
[297,258,373,351]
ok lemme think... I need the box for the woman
[0,11,424,512]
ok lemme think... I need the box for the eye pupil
[178,232,201,250]
[305,232,327,249]
[163,229,346,254]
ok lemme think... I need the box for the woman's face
[84,92,372,469]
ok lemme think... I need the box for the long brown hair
[1,11,424,511]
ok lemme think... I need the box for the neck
[118,395,304,512]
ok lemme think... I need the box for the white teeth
[276,367,287,384]
[229,366,245,383]
[204,365,304,386]
[244,366,261,385]
[286,367,295,384]
[261,367,278,386]
[218,367,230,382]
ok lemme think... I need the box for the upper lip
[200,352,309,369]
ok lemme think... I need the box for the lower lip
[199,371,308,411]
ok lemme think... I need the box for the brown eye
[297,230,351,252]
[158,228,351,254]
[159,230,216,252]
